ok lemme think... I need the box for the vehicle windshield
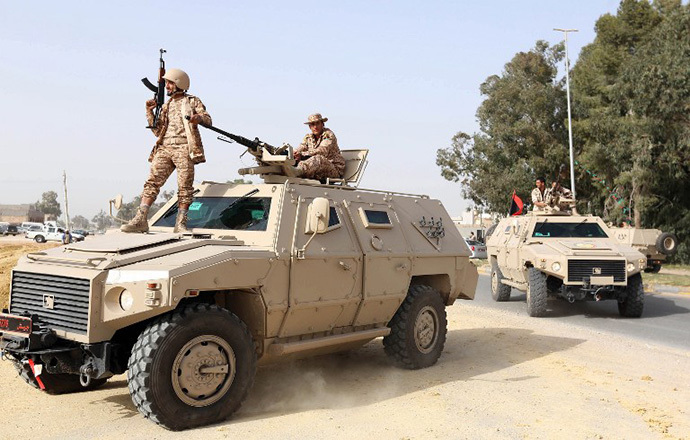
[153,196,272,231]
[532,221,608,238]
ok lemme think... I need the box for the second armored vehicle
[610,227,678,273]
[0,133,478,430]
[486,201,647,318]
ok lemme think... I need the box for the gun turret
[192,118,298,181]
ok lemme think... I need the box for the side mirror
[305,197,330,234]
[108,194,126,224]
[298,197,331,259]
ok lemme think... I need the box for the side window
[328,206,340,228]
[358,207,393,229]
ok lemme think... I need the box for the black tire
[526,267,548,317]
[644,263,661,274]
[127,303,256,431]
[34,235,45,243]
[618,273,644,318]
[490,258,511,301]
[656,232,678,256]
[384,284,447,370]
[10,358,107,394]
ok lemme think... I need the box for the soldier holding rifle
[122,66,212,233]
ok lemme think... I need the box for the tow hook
[79,363,94,387]
[567,293,575,304]
[594,293,602,302]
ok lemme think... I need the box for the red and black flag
[509,190,523,216]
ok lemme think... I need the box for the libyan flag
[509,191,523,216]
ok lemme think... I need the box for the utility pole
[554,28,578,199]
[63,170,71,230]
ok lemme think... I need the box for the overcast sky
[0,0,619,220]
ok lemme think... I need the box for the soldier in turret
[293,113,345,180]
[121,68,212,234]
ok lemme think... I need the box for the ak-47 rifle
[141,48,166,129]
[189,117,279,156]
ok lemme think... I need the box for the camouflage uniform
[531,187,547,210]
[295,128,345,180]
[142,95,211,206]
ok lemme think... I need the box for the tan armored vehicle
[0,129,478,430]
[486,200,647,318]
[609,227,678,273]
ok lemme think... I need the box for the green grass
[642,272,690,287]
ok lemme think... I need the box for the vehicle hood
[529,239,641,259]
[18,231,270,270]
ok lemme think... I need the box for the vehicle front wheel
[526,267,548,317]
[384,284,447,370]
[490,258,511,301]
[618,273,644,318]
[34,235,45,243]
[127,303,256,431]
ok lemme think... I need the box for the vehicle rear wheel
[644,264,661,274]
[10,358,107,394]
[490,258,511,301]
[34,235,45,243]
[127,303,256,431]
[384,284,447,370]
[526,267,548,317]
[618,273,644,318]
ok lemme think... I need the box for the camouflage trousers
[297,155,343,180]
[142,145,195,206]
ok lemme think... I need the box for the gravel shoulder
[0,301,688,439]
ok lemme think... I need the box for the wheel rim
[171,335,236,408]
[414,306,439,354]
[663,237,675,251]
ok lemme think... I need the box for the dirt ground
[0,301,687,440]
[0,239,60,309]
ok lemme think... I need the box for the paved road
[469,274,690,351]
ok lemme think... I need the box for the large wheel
[526,267,548,317]
[490,258,511,301]
[34,235,46,243]
[656,232,678,256]
[10,358,106,394]
[618,273,644,318]
[384,284,447,370]
[127,303,256,431]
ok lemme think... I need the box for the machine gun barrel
[189,117,277,154]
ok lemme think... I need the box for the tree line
[437,0,689,263]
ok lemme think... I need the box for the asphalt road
[470,274,690,351]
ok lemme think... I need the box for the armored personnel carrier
[0,128,478,430]
[609,226,678,273]
[486,200,647,318]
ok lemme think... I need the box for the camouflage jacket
[295,128,345,174]
[147,94,212,164]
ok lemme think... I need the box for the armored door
[282,197,362,337]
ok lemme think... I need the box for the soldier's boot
[120,205,150,233]
[174,209,190,233]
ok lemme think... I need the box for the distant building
[0,204,45,224]
[452,209,494,242]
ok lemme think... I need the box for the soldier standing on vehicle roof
[293,113,345,180]
[121,68,212,234]
[531,177,548,211]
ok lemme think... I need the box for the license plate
[0,314,32,334]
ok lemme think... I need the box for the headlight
[119,289,134,311]
[551,262,561,272]
[627,262,635,273]
[639,259,647,269]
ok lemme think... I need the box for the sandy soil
[0,239,60,308]
[0,301,687,440]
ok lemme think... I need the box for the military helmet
[163,68,190,91]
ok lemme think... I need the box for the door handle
[339,261,352,271]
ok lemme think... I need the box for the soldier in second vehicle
[531,177,548,211]
[121,68,212,234]
[293,113,345,180]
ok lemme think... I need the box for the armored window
[359,208,393,229]
[328,206,340,228]
[153,196,272,231]
[532,222,608,238]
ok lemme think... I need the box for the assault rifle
[141,48,166,129]
[189,117,279,156]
